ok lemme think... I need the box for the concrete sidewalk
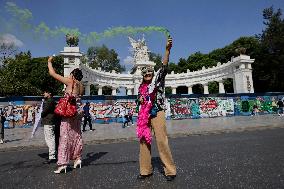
[0,114,283,150]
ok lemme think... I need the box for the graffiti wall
[198,97,234,118]
[0,102,41,128]
[81,99,137,124]
[168,98,200,119]
[0,94,282,127]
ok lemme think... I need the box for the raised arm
[48,56,71,85]
[162,37,173,66]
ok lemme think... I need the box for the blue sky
[0,0,283,71]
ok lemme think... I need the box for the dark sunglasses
[143,72,153,77]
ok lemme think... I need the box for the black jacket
[41,98,56,125]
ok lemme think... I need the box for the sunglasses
[142,71,153,77]
[144,74,153,77]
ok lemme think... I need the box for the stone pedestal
[60,47,83,77]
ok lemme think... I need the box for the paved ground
[0,127,284,188]
[0,114,284,150]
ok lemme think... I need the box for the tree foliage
[87,45,125,73]
[253,7,284,92]
[0,53,63,96]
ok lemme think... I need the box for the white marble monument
[60,37,255,95]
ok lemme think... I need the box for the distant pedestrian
[271,99,277,113]
[0,111,6,144]
[277,99,284,116]
[128,107,134,125]
[82,102,93,132]
[251,104,259,116]
[121,108,129,128]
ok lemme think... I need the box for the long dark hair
[71,68,83,81]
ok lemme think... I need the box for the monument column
[133,78,141,95]
[112,87,117,96]
[84,83,91,95]
[203,83,209,94]
[233,55,255,93]
[127,87,133,95]
[218,80,225,94]
[98,85,103,95]
[187,85,193,94]
[172,86,177,94]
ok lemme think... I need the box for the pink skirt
[57,115,83,166]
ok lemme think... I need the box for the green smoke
[82,26,170,45]
[3,2,170,45]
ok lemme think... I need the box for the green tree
[168,62,178,74]
[209,36,260,63]
[187,52,217,71]
[0,52,39,96]
[0,52,64,96]
[253,7,284,92]
[87,45,125,73]
[28,56,64,95]
[149,52,162,71]
[208,81,219,94]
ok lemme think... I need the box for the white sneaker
[0,139,4,144]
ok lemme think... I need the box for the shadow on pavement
[83,152,108,167]
[38,152,49,160]
[4,139,22,143]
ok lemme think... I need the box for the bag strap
[71,80,75,94]
[78,82,81,96]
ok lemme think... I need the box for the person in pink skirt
[48,56,84,174]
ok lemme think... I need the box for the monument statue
[66,34,79,47]
[128,36,150,63]
[235,47,247,55]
